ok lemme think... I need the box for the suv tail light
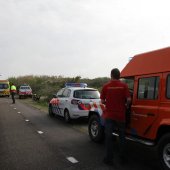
[71,99,82,105]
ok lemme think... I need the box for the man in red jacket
[101,68,131,165]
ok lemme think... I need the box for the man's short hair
[111,68,120,79]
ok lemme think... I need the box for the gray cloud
[0,0,170,79]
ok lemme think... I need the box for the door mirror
[53,94,57,98]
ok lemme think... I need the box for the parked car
[18,84,32,99]
[48,83,101,122]
[88,47,170,170]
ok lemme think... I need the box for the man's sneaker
[103,158,114,166]
[118,156,128,165]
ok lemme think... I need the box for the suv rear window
[0,84,9,89]
[20,86,31,90]
[74,90,100,99]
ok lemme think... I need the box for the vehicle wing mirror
[53,94,57,98]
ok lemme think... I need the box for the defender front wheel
[88,114,104,143]
[158,133,170,170]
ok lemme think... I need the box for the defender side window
[167,75,170,99]
[138,77,159,100]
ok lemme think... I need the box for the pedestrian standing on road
[10,83,17,104]
[100,68,131,166]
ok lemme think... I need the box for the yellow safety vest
[11,85,16,93]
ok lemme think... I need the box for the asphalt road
[0,97,161,170]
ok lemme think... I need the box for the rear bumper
[70,109,89,119]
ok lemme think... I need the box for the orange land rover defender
[88,47,170,170]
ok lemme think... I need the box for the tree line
[8,75,110,102]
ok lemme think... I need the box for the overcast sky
[0,0,170,79]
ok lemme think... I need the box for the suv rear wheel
[158,133,170,170]
[88,114,104,143]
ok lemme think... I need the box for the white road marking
[14,108,16,109]
[67,157,79,164]
[37,131,44,134]
[25,119,29,122]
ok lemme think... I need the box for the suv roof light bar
[65,83,87,88]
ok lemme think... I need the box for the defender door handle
[147,113,155,117]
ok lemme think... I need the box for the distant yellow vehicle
[0,80,10,97]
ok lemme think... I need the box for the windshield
[74,90,100,99]
[121,77,134,91]
[0,84,9,89]
[121,77,134,98]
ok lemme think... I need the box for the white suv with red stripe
[18,84,32,99]
[48,83,101,122]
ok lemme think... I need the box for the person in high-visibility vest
[10,83,17,104]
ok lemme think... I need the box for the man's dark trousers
[11,92,15,104]
[104,119,126,162]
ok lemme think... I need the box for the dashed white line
[14,108,17,110]
[17,112,21,114]
[25,119,30,122]
[37,131,44,134]
[67,157,79,164]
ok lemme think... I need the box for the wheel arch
[64,108,70,117]
[88,111,100,120]
[156,125,170,144]
[88,111,105,127]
